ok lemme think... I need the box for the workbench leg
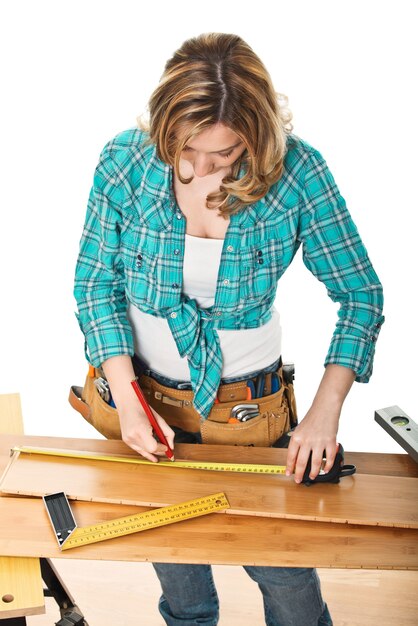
[0,619,26,625]
[40,558,88,626]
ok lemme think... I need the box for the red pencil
[130,378,175,461]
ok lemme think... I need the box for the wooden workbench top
[1,434,417,569]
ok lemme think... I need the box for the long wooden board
[0,496,417,569]
[1,449,417,528]
[1,435,417,478]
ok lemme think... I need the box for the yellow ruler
[12,446,286,475]
[43,491,229,551]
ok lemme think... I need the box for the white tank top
[127,234,282,379]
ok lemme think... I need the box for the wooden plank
[1,449,417,528]
[0,435,416,572]
[344,450,418,477]
[0,496,416,569]
[0,394,24,435]
[0,556,44,618]
[0,398,45,620]
[1,434,417,478]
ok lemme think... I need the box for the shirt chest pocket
[239,239,283,302]
[121,227,181,310]
[123,247,156,305]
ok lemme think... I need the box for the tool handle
[130,378,174,461]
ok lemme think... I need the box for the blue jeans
[153,563,332,626]
[133,355,282,391]
[134,355,333,625]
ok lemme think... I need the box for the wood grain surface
[0,557,44,619]
[0,394,45,621]
[1,435,417,569]
[1,434,417,477]
[1,448,417,528]
[1,496,417,569]
[0,394,24,436]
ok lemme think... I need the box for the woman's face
[178,123,246,178]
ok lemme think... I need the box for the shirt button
[215,311,222,316]
[171,283,180,289]
[170,312,177,319]
[227,245,234,252]
[176,212,182,220]
[223,279,230,286]
[137,254,143,260]
[257,250,263,257]
[173,249,180,255]
[258,258,264,264]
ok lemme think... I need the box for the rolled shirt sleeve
[298,148,384,382]
[73,145,134,367]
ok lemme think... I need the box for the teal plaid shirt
[74,128,384,418]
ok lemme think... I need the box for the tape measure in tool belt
[43,491,229,550]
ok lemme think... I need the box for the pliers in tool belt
[255,372,266,398]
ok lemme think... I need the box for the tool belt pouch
[201,364,298,447]
[283,378,298,430]
[68,369,122,440]
[281,363,298,434]
[68,363,298,445]
[201,385,293,447]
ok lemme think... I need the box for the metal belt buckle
[154,391,184,408]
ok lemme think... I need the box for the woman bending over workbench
[74,32,384,626]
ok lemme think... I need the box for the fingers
[131,444,159,463]
[285,438,299,478]
[286,433,337,483]
[121,409,175,462]
[154,411,176,450]
[308,448,326,482]
[323,442,338,473]
[288,442,321,484]
[125,427,161,462]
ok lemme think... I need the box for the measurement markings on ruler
[13,446,286,474]
[43,492,229,551]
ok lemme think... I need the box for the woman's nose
[192,154,214,177]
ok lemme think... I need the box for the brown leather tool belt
[69,361,297,448]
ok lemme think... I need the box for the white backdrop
[0,0,416,455]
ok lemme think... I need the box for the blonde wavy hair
[138,33,293,216]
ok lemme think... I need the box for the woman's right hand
[118,402,175,462]
[101,355,175,462]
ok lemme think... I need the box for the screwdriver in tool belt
[131,378,175,461]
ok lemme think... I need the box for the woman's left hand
[285,407,339,483]
[285,364,356,483]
